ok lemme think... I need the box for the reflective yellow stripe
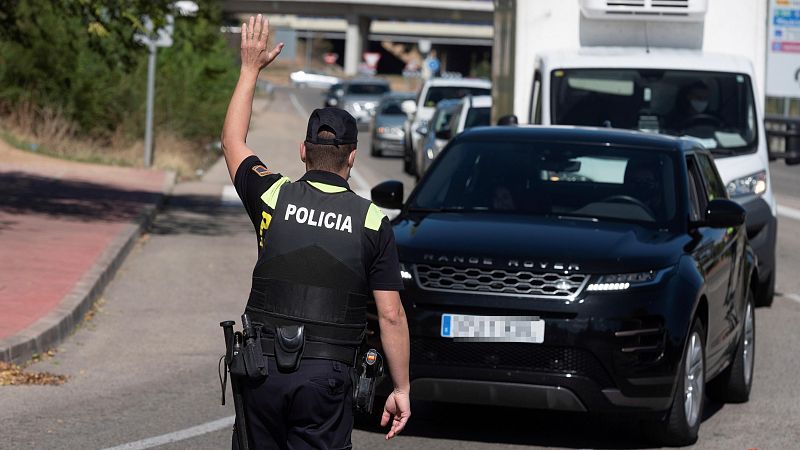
[365,203,386,231]
[307,181,347,193]
[259,212,272,248]
[260,176,291,209]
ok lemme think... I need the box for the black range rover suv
[370,126,757,445]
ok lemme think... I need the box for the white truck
[492,0,796,306]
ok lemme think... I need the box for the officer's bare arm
[373,290,411,439]
[221,14,284,182]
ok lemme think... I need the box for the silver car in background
[416,95,493,178]
[416,99,462,176]
[371,92,415,157]
[338,78,391,126]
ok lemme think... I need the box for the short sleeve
[234,155,284,228]
[364,217,404,291]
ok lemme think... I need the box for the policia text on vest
[284,203,353,233]
[218,13,411,449]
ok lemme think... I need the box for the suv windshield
[410,140,680,229]
[424,86,491,107]
[347,83,389,95]
[550,69,757,156]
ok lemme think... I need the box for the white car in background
[402,77,491,175]
[416,95,493,178]
[289,70,339,89]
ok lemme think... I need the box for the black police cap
[305,107,358,145]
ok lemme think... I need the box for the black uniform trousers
[233,357,354,450]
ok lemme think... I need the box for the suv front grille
[411,338,614,387]
[415,264,589,299]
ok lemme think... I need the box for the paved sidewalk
[0,142,174,362]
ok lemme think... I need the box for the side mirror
[704,199,745,228]
[435,128,452,140]
[371,180,404,210]
[401,99,417,116]
[497,114,519,126]
[417,126,429,136]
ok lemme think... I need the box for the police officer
[220,14,411,449]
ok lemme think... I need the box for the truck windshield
[409,140,680,230]
[550,69,757,156]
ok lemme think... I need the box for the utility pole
[144,41,157,167]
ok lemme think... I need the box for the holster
[274,324,305,373]
[243,325,268,381]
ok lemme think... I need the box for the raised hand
[240,14,284,73]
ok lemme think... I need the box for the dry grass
[1,102,219,180]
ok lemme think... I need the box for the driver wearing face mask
[666,81,720,134]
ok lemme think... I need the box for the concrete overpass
[222,0,495,74]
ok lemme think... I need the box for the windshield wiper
[555,214,599,222]
[407,206,487,213]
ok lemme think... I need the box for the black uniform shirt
[234,155,403,291]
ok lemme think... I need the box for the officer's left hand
[381,389,411,440]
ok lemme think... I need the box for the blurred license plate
[440,314,544,343]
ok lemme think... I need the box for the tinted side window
[686,156,706,222]
[696,153,727,200]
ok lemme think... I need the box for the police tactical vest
[245,176,385,349]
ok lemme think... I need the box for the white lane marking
[221,184,240,206]
[785,293,800,305]
[102,415,234,450]
[288,92,309,118]
[778,204,800,222]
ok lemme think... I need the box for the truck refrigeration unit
[492,0,796,306]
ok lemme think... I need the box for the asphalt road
[3,86,800,449]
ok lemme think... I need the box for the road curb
[0,170,177,364]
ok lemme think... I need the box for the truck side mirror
[371,180,404,210]
[497,114,519,126]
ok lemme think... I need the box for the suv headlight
[727,170,767,199]
[587,267,673,292]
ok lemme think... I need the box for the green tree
[0,0,236,143]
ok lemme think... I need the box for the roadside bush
[0,0,237,154]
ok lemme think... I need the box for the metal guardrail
[765,115,800,163]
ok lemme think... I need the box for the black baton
[221,320,250,450]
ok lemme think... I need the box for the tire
[754,271,774,307]
[645,319,706,447]
[708,291,755,403]
[371,144,380,157]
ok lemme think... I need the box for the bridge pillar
[344,14,370,76]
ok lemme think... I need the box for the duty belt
[259,336,357,365]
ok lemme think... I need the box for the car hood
[393,212,688,274]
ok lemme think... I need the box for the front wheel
[709,292,755,403]
[645,319,706,446]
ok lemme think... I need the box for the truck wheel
[708,292,755,403]
[645,319,705,446]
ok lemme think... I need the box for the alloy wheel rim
[743,302,755,387]
[684,332,704,428]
